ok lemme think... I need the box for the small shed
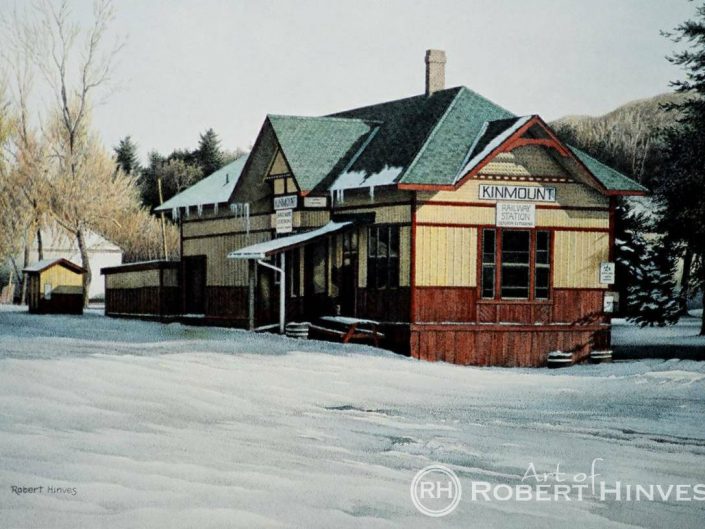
[23,258,86,314]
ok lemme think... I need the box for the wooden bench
[317,316,385,347]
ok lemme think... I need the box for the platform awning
[227,221,353,260]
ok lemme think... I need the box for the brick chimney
[425,49,446,96]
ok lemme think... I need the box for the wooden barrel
[590,350,613,363]
[286,322,310,339]
[547,350,573,368]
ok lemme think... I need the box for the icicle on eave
[330,188,345,205]
[228,202,251,236]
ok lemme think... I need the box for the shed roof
[23,258,86,274]
[227,221,353,260]
[155,154,249,212]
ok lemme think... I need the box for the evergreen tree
[619,231,680,327]
[195,128,224,176]
[139,151,166,210]
[114,136,140,175]
[659,3,705,334]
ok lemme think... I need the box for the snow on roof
[22,258,85,274]
[228,221,353,260]
[453,115,533,183]
[329,165,402,193]
[154,154,249,212]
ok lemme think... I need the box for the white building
[22,222,122,300]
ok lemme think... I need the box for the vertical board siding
[358,228,367,288]
[552,289,604,324]
[553,231,609,288]
[105,269,161,289]
[411,327,602,367]
[399,225,411,287]
[183,231,271,286]
[415,226,476,287]
[183,214,271,238]
[414,287,476,322]
[40,265,83,294]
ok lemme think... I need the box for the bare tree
[1,9,53,301]
[16,0,124,305]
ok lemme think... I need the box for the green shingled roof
[260,87,646,196]
[267,115,378,192]
[569,146,647,193]
[400,87,515,185]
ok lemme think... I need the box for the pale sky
[3,0,697,162]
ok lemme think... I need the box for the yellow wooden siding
[183,231,270,286]
[358,228,367,288]
[269,150,290,177]
[418,180,608,208]
[105,269,160,289]
[399,225,411,287]
[553,231,609,289]
[183,214,271,238]
[338,204,410,224]
[40,265,83,297]
[479,145,568,178]
[415,226,476,287]
[416,203,608,229]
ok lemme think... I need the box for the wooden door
[339,231,358,316]
[183,256,207,314]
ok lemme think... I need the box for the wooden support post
[279,252,286,334]
[157,176,169,260]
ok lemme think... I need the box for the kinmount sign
[479,184,556,203]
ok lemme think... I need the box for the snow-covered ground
[1,305,704,528]
[612,314,705,360]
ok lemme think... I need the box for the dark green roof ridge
[569,145,648,193]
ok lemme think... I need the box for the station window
[367,226,400,289]
[480,229,551,300]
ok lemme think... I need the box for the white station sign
[303,196,327,208]
[273,194,298,211]
[496,202,536,228]
[479,184,556,203]
[599,262,616,285]
[275,209,293,234]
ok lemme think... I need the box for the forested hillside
[551,92,688,187]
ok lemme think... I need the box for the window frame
[479,228,552,302]
[367,225,400,290]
